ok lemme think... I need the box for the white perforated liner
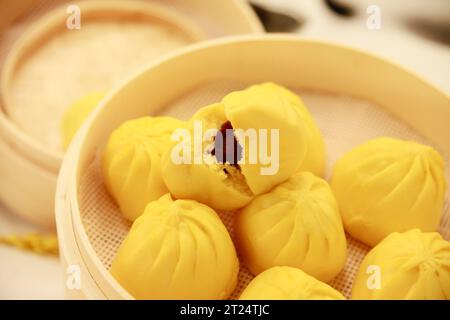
[79,80,450,299]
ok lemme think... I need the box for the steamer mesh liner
[79,80,450,299]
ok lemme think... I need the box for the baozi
[161,103,254,211]
[352,229,450,300]
[240,266,345,300]
[61,91,105,150]
[331,137,447,246]
[162,83,310,211]
[256,82,326,176]
[235,172,347,282]
[111,194,239,299]
[222,83,308,195]
[102,116,184,221]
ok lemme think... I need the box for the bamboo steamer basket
[0,0,263,228]
[55,34,450,299]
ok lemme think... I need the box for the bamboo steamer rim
[0,0,261,173]
[56,34,450,299]
[228,0,265,34]
[56,141,130,299]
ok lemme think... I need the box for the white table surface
[0,204,64,299]
[0,0,449,299]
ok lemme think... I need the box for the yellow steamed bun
[222,83,308,195]
[331,137,447,246]
[235,172,347,282]
[256,82,326,176]
[352,229,450,300]
[162,83,310,211]
[239,266,345,300]
[111,194,239,299]
[61,91,105,150]
[102,117,184,221]
[161,103,254,211]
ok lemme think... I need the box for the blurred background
[252,0,450,92]
[0,0,449,299]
